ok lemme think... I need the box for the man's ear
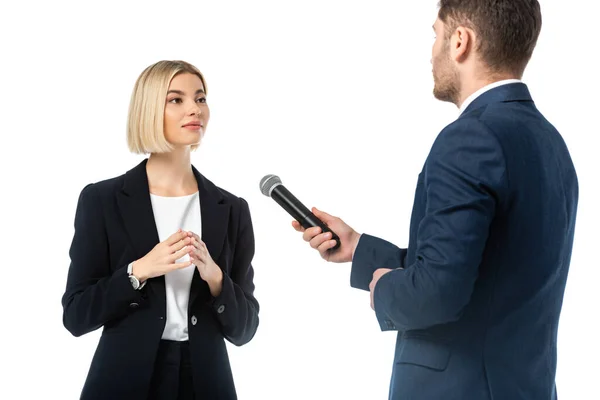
[451,26,474,63]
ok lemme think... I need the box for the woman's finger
[170,245,194,263]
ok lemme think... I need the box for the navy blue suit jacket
[351,83,578,400]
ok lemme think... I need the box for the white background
[1,0,598,399]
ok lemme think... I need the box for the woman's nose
[189,107,202,116]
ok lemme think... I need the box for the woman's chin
[171,134,203,147]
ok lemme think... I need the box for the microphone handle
[302,213,341,251]
[271,185,341,251]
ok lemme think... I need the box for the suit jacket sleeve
[351,234,408,291]
[210,197,259,346]
[372,119,508,331]
[61,184,147,337]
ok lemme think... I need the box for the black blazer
[61,159,259,400]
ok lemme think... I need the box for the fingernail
[324,232,331,239]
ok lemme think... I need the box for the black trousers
[148,340,195,400]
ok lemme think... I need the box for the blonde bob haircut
[127,60,208,154]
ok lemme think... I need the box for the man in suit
[292,1,578,398]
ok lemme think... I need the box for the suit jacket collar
[120,158,225,202]
[460,82,533,117]
[117,158,230,308]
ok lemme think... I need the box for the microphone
[259,174,341,251]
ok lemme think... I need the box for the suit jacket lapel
[189,165,230,306]
[115,159,231,310]
[117,159,160,256]
[116,159,167,304]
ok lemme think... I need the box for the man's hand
[369,268,393,310]
[292,207,361,263]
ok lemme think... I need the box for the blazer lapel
[189,165,231,306]
[115,159,231,309]
[117,159,160,256]
[116,159,167,304]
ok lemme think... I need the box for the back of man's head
[438,0,542,77]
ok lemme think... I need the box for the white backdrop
[1,1,598,399]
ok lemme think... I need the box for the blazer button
[191,315,197,325]
[217,305,225,314]
[129,302,139,308]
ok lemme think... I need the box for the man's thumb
[312,207,333,222]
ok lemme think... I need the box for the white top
[459,79,521,115]
[150,191,201,341]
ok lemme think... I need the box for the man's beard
[432,47,460,105]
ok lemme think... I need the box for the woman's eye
[196,97,207,103]
[168,98,182,104]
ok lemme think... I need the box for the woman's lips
[183,123,202,131]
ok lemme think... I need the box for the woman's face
[163,72,210,148]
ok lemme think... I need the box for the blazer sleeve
[350,234,408,291]
[209,197,259,346]
[61,183,147,337]
[373,119,508,331]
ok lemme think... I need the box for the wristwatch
[127,262,146,290]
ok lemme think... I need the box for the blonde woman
[61,60,259,400]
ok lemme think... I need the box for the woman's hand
[131,229,194,282]
[188,232,224,297]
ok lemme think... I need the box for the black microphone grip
[271,185,341,251]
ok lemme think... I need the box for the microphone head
[260,174,282,197]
